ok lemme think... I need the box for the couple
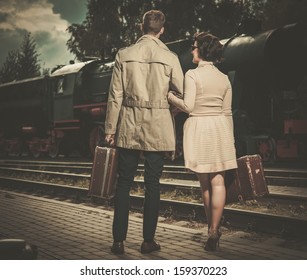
[104,10,237,255]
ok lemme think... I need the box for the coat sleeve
[222,78,234,132]
[105,52,124,135]
[168,70,196,113]
[169,55,184,98]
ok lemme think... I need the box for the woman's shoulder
[185,68,197,78]
[212,66,230,81]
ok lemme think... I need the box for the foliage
[263,0,307,30]
[0,32,41,83]
[66,0,306,62]
[18,33,41,80]
[66,0,123,61]
[0,50,19,83]
[209,0,249,38]
[118,0,145,46]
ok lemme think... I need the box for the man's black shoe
[111,241,124,255]
[141,240,160,254]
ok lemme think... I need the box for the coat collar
[136,35,169,51]
[198,60,214,67]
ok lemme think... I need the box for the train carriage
[0,60,114,158]
[0,76,52,157]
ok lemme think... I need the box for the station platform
[0,190,306,260]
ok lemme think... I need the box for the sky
[0,0,88,71]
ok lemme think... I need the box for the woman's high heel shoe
[204,231,220,251]
[218,229,222,239]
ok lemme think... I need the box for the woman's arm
[167,70,197,114]
[222,78,234,132]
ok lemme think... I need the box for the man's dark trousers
[112,148,164,242]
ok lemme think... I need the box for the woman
[168,32,237,251]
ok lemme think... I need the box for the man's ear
[160,27,164,35]
[140,23,144,33]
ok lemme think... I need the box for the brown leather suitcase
[89,146,118,199]
[226,154,269,203]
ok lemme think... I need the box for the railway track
[1,158,307,186]
[0,158,306,239]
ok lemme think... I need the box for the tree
[0,50,19,83]
[67,0,123,61]
[67,0,197,60]
[17,32,41,80]
[67,0,305,62]
[212,0,250,38]
[118,0,145,46]
[149,0,203,41]
[263,0,307,30]
[0,32,41,83]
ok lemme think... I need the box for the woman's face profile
[191,42,201,64]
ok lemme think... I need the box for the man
[105,10,183,255]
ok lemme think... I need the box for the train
[220,22,307,162]
[0,60,114,158]
[0,22,306,162]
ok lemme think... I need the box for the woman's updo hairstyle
[193,32,223,64]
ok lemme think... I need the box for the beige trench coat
[105,35,184,151]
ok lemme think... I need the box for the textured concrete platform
[0,190,306,260]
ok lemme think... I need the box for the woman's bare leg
[196,173,211,229]
[209,172,226,232]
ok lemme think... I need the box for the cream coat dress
[168,61,237,173]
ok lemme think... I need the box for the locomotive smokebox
[167,39,195,73]
[221,23,307,89]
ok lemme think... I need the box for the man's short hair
[142,10,165,35]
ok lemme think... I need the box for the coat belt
[122,99,170,109]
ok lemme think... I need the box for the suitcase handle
[104,134,116,147]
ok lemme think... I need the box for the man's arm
[105,52,124,145]
[169,56,184,98]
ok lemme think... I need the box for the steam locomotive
[0,22,306,161]
[220,22,307,162]
[0,60,114,158]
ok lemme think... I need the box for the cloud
[49,0,87,24]
[0,0,81,71]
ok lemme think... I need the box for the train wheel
[30,145,40,158]
[0,143,5,157]
[48,140,60,158]
[31,151,40,158]
[11,139,23,157]
[77,130,91,157]
[257,137,276,162]
[89,126,106,156]
[60,137,74,157]
[0,144,7,157]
